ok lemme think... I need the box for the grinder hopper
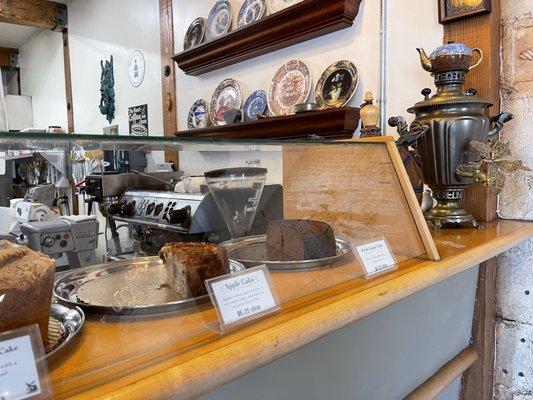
[204,167,267,238]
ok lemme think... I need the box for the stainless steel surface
[220,235,353,270]
[85,172,182,198]
[108,185,283,255]
[46,303,85,360]
[53,257,245,315]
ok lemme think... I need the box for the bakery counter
[48,220,533,399]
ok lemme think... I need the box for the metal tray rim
[46,303,85,360]
[220,234,352,270]
[53,257,244,315]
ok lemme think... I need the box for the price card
[0,325,51,400]
[352,238,397,278]
[206,265,280,333]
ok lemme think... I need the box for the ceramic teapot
[417,42,483,74]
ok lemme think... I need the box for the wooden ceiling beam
[0,0,67,30]
[0,47,18,68]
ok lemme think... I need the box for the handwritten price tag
[353,238,397,278]
[206,265,280,332]
[0,325,50,400]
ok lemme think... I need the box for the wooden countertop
[49,220,533,399]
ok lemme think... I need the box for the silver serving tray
[54,257,244,316]
[47,303,85,360]
[220,235,352,270]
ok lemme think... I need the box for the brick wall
[494,1,533,398]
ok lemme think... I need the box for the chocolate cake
[266,220,337,261]
[159,242,231,298]
[0,241,55,346]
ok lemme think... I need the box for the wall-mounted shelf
[172,0,362,76]
[177,107,360,140]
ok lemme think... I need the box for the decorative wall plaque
[128,50,145,88]
[99,55,115,124]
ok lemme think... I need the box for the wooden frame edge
[385,140,440,261]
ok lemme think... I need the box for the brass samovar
[389,42,521,229]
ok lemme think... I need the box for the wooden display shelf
[172,0,362,76]
[177,107,360,139]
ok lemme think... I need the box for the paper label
[206,265,280,331]
[353,239,396,277]
[0,335,41,400]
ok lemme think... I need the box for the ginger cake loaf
[266,219,337,261]
[0,240,56,346]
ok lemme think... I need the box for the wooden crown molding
[178,107,360,140]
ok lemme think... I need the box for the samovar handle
[469,48,483,71]
[487,112,514,138]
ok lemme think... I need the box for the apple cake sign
[206,265,280,332]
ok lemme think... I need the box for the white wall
[173,0,443,178]
[68,0,163,137]
[19,29,68,130]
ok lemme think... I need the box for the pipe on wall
[379,0,387,134]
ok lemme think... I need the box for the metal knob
[107,202,125,215]
[121,201,136,217]
[421,88,432,100]
[43,237,55,248]
[164,206,191,225]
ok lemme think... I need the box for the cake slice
[0,241,56,346]
[266,220,337,261]
[158,242,231,298]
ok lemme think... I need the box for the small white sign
[0,325,49,400]
[353,238,397,277]
[206,265,280,332]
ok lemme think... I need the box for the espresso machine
[106,184,283,256]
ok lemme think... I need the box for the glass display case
[0,132,436,397]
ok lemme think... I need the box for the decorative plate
[238,0,266,28]
[315,60,359,109]
[183,17,206,50]
[267,0,303,14]
[187,99,209,130]
[206,0,232,41]
[128,50,145,87]
[268,59,311,116]
[210,78,243,125]
[243,90,268,121]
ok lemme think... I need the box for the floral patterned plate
[210,79,243,125]
[267,60,311,116]
[315,60,358,109]
[206,0,232,41]
[238,0,266,28]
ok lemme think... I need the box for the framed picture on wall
[438,0,492,24]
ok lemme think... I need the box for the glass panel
[0,134,422,396]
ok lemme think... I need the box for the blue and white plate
[207,0,232,41]
[187,99,209,130]
[243,90,268,121]
[238,0,266,28]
